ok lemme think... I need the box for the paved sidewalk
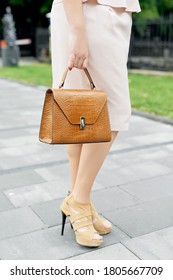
[0,78,173,260]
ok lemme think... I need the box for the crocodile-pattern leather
[39,89,53,144]
[39,88,111,144]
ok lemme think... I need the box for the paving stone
[0,156,30,170]
[69,243,139,260]
[124,132,173,146]
[0,150,5,157]
[97,157,172,187]
[130,116,173,134]
[0,129,29,139]
[26,149,66,166]
[0,152,65,171]
[35,164,104,192]
[103,195,173,237]
[0,135,38,148]
[110,141,133,153]
[35,163,70,181]
[0,192,14,212]
[166,144,173,152]
[157,156,173,170]
[0,224,129,260]
[123,226,173,260]
[0,207,46,240]
[26,127,41,135]
[31,198,62,227]
[0,170,46,191]
[4,180,68,207]
[120,174,173,201]
[136,147,172,161]
[1,144,43,157]
[91,187,141,213]
[108,145,172,172]
[99,156,122,170]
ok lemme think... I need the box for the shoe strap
[72,219,93,231]
[66,195,98,232]
[70,213,92,231]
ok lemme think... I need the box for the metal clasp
[80,116,86,130]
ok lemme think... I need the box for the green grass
[0,63,52,87]
[129,73,173,119]
[0,63,173,119]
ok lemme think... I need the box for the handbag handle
[58,67,96,90]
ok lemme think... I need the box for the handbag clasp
[80,116,86,130]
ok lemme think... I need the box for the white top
[54,0,141,13]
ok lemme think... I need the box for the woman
[51,0,141,247]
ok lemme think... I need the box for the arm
[62,0,88,69]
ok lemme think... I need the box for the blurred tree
[7,0,52,15]
[157,0,173,14]
[139,0,159,20]
[7,0,52,23]
[133,0,173,33]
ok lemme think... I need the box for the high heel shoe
[67,191,112,235]
[60,194,103,247]
[91,202,112,235]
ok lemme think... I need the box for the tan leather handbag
[39,67,111,144]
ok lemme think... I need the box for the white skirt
[51,0,132,131]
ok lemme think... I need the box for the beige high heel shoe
[91,202,112,235]
[60,194,103,247]
[67,191,112,235]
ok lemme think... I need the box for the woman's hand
[68,27,89,70]
[62,0,88,70]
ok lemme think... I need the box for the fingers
[68,54,88,70]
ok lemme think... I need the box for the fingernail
[69,67,72,71]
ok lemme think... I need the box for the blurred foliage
[0,0,173,32]
[157,0,173,14]
[133,0,173,33]
[133,0,159,33]
[7,0,52,15]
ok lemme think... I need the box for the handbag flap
[51,89,107,125]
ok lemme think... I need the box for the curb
[132,109,173,126]
[128,69,173,77]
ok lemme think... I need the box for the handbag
[39,67,111,144]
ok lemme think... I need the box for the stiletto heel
[61,211,67,236]
[60,194,103,247]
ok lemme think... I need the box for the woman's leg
[73,131,118,203]
[65,131,118,240]
[71,131,118,203]
[67,144,82,193]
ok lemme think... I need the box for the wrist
[70,24,85,33]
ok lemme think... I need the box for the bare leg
[67,132,118,197]
[66,144,82,192]
[72,131,118,203]
[66,131,118,240]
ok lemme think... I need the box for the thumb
[68,53,75,69]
